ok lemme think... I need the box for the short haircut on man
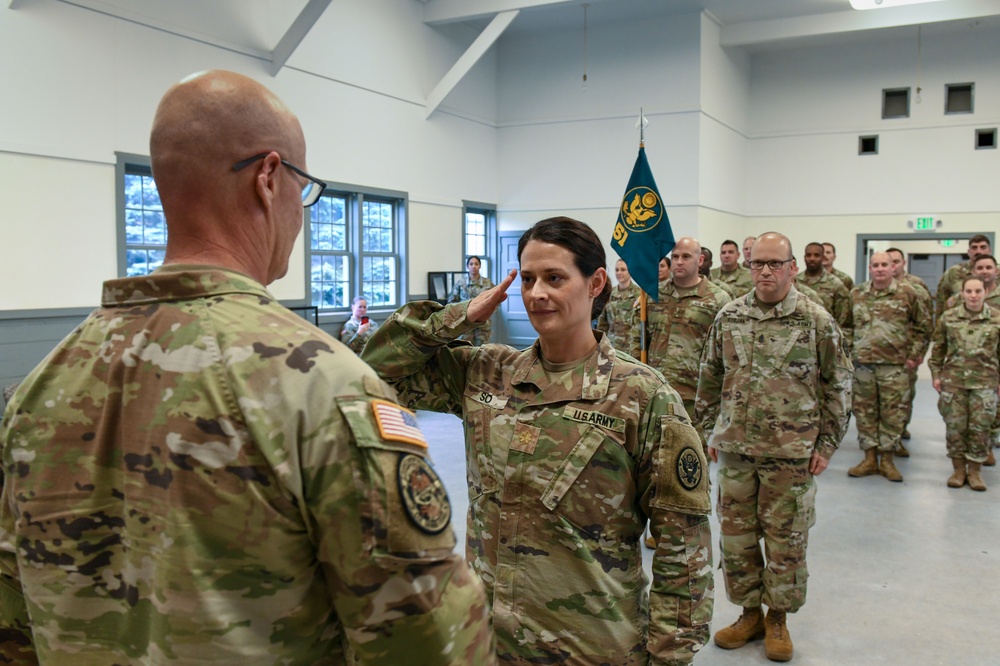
[970,234,990,246]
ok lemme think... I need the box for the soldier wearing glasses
[696,232,852,663]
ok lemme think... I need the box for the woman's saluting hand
[468,269,518,323]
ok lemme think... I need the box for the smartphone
[361,316,369,325]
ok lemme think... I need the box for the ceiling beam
[8,0,28,8]
[424,0,590,25]
[721,0,1000,47]
[425,9,518,119]
[270,0,331,76]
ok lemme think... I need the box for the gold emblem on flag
[620,186,662,232]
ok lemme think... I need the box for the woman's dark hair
[466,255,482,268]
[517,216,611,320]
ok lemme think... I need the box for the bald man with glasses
[0,70,493,664]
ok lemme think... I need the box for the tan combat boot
[985,449,996,467]
[714,607,765,649]
[895,442,910,458]
[848,448,879,477]
[879,451,904,482]
[947,457,967,488]
[967,462,987,491]
[764,609,793,662]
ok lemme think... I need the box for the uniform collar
[510,331,615,400]
[102,265,272,306]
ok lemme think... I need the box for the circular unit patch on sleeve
[676,446,703,491]
[397,454,452,535]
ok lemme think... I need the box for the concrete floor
[417,378,1000,665]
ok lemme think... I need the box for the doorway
[855,232,995,295]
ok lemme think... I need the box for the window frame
[116,152,168,277]
[461,201,497,282]
[306,182,408,321]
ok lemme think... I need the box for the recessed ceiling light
[850,0,948,9]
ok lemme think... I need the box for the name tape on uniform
[563,407,626,433]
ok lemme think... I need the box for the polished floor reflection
[418,378,1000,665]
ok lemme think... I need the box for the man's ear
[254,151,282,211]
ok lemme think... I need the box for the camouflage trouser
[717,452,815,613]
[937,388,997,463]
[852,363,910,452]
[458,322,492,346]
[993,408,1000,447]
[904,365,918,428]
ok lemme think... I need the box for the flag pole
[638,107,649,364]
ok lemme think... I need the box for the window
[946,83,974,114]
[462,202,497,277]
[116,154,166,277]
[882,88,910,119]
[309,185,407,312]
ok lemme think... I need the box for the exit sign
[940,239,957,247]
[914,217,935,231]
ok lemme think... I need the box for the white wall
[0,0,498,310]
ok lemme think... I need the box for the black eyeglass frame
[232,152,327,207]
[748,259,794,271]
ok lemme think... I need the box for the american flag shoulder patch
[371,399,428,449]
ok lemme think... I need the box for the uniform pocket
[791,478,817,533]
[539,426,630,538]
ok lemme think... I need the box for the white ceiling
[16,0,1000,64]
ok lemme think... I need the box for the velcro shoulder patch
[371,400,428,449]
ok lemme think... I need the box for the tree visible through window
[310,194,350,309]
[123,170,166,277]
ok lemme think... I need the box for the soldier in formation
[363,217,713,664]
[885,247,933,449]
[0,70,493,664]
[936,235,992,317]
[596,258,640,350]
[847,252,931,483]
[822,242,854,291]
[928,276,1000,491]
[449,255,496,345]
[696,232,852,663]
[711,239,754,297]
[796,242,852,335]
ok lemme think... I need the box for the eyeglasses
[749,259,793,271]
[232,153,327,207]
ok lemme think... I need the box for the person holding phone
[340,295,379,353]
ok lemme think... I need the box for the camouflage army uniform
[850,279,932,453]
[340,316,380,354]
[829,267,854,291]
[709,277,737,300]
[362,300,713,665]
[928,304,1000,463]
[596,281,640,351]
[796,271,852,335]
[0,266,494,666]
[710,266,754,298]
[936,261,973,317]
[630,277,731,420]
[795,281,823,306]
[449,275,495,345]
[695,288,852,613]
[900,273,934,433]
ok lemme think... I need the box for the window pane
[125,209,143,243]
[125,174,144,208]
[143,210,166,245]
[126,249,148,277]
[141,176,162,210]
[147,250,165,272]
[470,236,485,255]
[331,222,346,251]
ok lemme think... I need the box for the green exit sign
[915,217,935,230]
[940,239,957,247]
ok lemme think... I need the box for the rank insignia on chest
[511,422,541,455]
[397,454,451,534]
[676,447,703,490]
